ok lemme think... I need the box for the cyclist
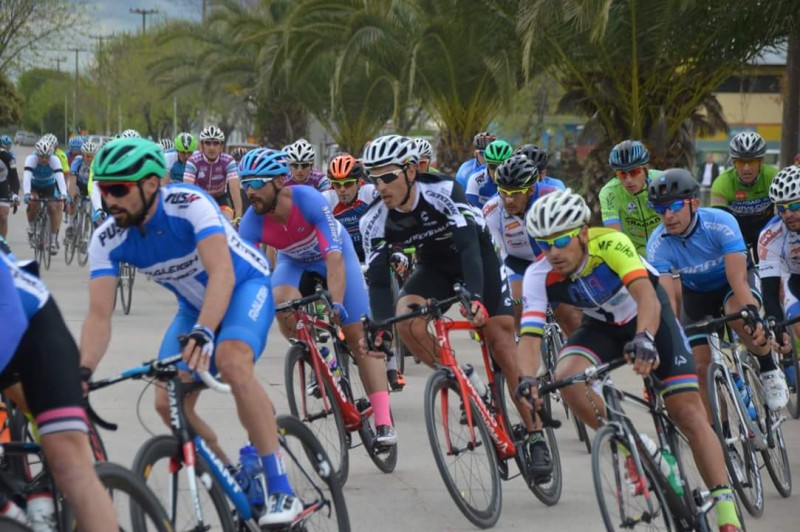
[598,139,662,255]
[41,133,71,183]
[183,125,243,223]
[79,138,301,525]
[167,132,197,184]
[646,169,788,414]
[282,138,330,191]
[711,131,778,257]
[514,144,565,190]
[758,165,800,388]
[522,188,742,532]
[158,138,174,154]
[413,138,436,173]
[465,139,514,208]
[322,154,376,263]
[358,135,549,478]
[0,250,118,530]
[67,135,84,165]
[64,140,97,241]
[238,148,397,446]
[0,135,15,161]
[23,138,67,254]
[230,146,249,162]
[455,131,495,189]
[0,137,19,239]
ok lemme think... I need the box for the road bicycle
[116,262,136,315]
[87,354,350,531]
[63,194,93,267]
[279,287,397,486]
[363,284,562,529]
[28,198,60,271]
[768,315,800,419]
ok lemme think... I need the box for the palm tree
[518,0,796,210]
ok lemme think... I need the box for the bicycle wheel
[389,273,409,374]
[60,461,172,532]
[424,369,501,529]
[77,206,92,267]
[784,350,800,419]
[63,217,76,265]
[285,344,350,485]
[41,210,51,270]
[336,343,398,474]
[119,263,134,315]
[707,364,764,517]
[132,434,235,530]
[495,371,562,506]
[277,415,350,531]
[743,364,792,497]
[592,425,675,531]
[88,420,108,462]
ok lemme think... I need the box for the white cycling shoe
[258,493,303,527]
[760,370,789,411]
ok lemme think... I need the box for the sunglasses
[648,199,689,215]
[535,228,581,251]
[733,158,761,168]
[777,201,800,213]
[241,178,275,190]
[202,140,222,146]
[615,167,645,178]
[290,162,312,169]
[369,167,405,185]
[498,186,532,198]
[331,180,358,189]
[98,181,137,198]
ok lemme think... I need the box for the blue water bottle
[235,445,265,508]
[732,374,757,420]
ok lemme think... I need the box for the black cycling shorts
[31,184,57,199]
[0,180,10,204]
[0,297,88,436]
[560,286,698,399]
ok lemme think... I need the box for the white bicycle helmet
[199,125,225,142]
[284,138,316,163]
[729,131,767,159]
[769,166,800,204]
[158,138,174,151]
[81,141,98,155]
[34,139,54,157]
[120,129,142,139]
[41,133,58,150]
[414,138,434,160]
[362,135,419,169]
[526,188,590,238]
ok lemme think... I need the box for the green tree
[0,73,23,127]
[517,0,798,209]
[17,69,71,133]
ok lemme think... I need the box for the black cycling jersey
[360,172,490,321]
[0,150,19,200]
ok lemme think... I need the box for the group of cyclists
[1,122,799,531]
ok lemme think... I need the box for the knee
[667,395,707,437]
[216,347,254,388]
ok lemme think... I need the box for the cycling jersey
[322,184,378,263]
[598,169,662,255]
[465,168,496,208]
[23,154,67,196]
[710,164,778,251]
[646,208,746,292]
[360,172,499,321]
[758,216,800,320]
[55,149,69,175]
[0,150,19,204]
[89,184,270,311]
[164,151,188,184]
[282,170,331,192]
[183,152,239,197]
[0,255,30,369]
[70,156,91,185]
[483,183,558,274]
[521,228,652,334]
[456,157,483,190]
[541,176,566,190]
[0,251,49,321]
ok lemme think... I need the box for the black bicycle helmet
[609,140,650,171]
[647,168,699,203]
[514,144,548,171]
[495,155,539,189]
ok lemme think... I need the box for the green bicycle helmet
[484,140,514,165]
[94,138,167,182]
[174,132,197,152]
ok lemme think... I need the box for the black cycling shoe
[528,437,553,485]
[387,369,406,391]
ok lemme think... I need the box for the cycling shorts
[560,287,697,399]
[271,235,369,326]
[157,277,274,376]
[504,255,532,282]
[0,181,10,205]
[76,181,89,198]
[31,184,57,199]
[0,297,88,436]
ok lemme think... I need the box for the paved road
[5,145,799,530]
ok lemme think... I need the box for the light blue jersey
[456,158,483,190]
[646,208,747,292]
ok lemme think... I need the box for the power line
[130,8,159,34]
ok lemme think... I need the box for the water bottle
[639,434,683,495]
[321,347,341,380]
[26,491,56,532]
[235,445,265,508]
[661,449,684,496]
[732,373,757,420]
[462,364,491,406]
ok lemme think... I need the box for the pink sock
[369,391,392,427]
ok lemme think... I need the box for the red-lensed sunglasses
[97,181,137,198]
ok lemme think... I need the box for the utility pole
[91,35,112,134]
[54,56,67,72]
[130,8,159,34]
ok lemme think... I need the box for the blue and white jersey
[456,158,483,190]
[542,176,566,190]
[646,208,747,292]
[0,251,49,320]
[22,153,66,195]
[70,155,91,185]
[465,168,497,208]
[88,184,270,311]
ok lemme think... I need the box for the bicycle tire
[60,461,173,532]
[592,425,676,531]
[0,515,33,531]
[132,434,234,531]
[707,364,764,517]
[63,218,76,265]
[285,343,350,485]
[743,364,792,497]
[77,206,92,267]
[119,263,134,315]
[785,349,800,419]
[4,402,32,481]
[424,369,501,529]
[389,272,409,374]
[41,210,51,270]
[277,414,351,531]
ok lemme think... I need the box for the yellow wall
[715,93,783,125]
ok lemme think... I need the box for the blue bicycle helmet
[609,140,650,171]
[238,148,289,180]
[0,135,12,147]
[69,136,85,152]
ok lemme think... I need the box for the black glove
[514,376,539,410]
[179,324,215,359]
[624,331,659,365]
